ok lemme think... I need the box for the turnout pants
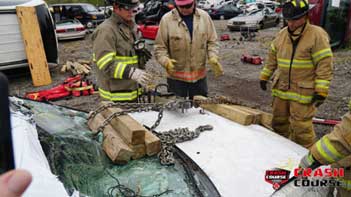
[272,97,317,148]
[167,77,208,99]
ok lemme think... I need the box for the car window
[249,9,262,16]
[70,6,83,15]
[83,4,98,12]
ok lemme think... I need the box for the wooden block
[144,130,161,156]
[261,111,273,130]
[130,144,146,160]
[16,6,51,87]
[102,122,133,164]
[100,106,145,145]
[202,103,254,125]
[87,113,104,134]
[233,105,262,124]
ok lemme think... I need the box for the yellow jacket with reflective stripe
[92,13,143,101]
[260,22,333,104]
[311,103,351,190]
[154,8,219,82]
[311,112,351,164]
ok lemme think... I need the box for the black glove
[260,80,267,91]
[311,93,326,107]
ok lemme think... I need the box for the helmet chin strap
[288,21,307,37]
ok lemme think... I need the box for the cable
[105,169,173,197]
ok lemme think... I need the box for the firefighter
[154,0,223,99]
[299,100,351,196]
[259,0,333,148]
[92,0,152,102]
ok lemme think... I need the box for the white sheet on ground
[130,108,308,197]
[11,112,68,197]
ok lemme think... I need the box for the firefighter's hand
[129,68,152,87]
[260,80,267,91]
[165,58,176,74]
[0,169,32,197]
[311,93,326,107]
[298,152,321,175]
[208,57,224,78]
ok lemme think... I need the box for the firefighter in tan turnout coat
[92,0,152,102]
[259,0,333,148]
[300,100,351,196]
[154,0,223,99]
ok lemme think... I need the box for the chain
[155,125,213,165]
[96,104,163,134]
[88,102,162,121]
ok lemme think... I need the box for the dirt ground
[6,20,351,138]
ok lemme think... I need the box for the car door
[263,8,274,26]
[228,4,240,19]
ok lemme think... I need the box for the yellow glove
[208,57,224,78]
[165,58,176,74]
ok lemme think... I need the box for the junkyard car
[137,24,159,40]
[227,8,280,31]
[0,0,58,71]
[55,19,87,41]
[208,2,242,20]
[50,3,105,30]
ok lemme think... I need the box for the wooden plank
[144,130,161,156]
[100,106,145,145]
[16,6,51,86]
[202,103,254,125]
[130,144,146,160]
[233,105,262,124]
[101,115,133,164]
[260,111,273,130]
[87,112,104,134]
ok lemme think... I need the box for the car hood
[229,15,263,23]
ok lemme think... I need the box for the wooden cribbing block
[144,130,161,156]
[260,111,273,130]
[16,6,52,87]
[233,106,262,124]
[130,144,146,160]
[100,115,133,164]
[194,96,255,125]
[99,105,145,145]
[87,112,104,134]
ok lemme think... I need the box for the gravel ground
[5,19,351,138]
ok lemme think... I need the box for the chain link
[155,125,213,165]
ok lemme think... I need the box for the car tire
[220,15,225,20]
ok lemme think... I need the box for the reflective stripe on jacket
[311,111,351,165]
[154,8,218,83]
[259,22,333,104]
[92,13,144,101]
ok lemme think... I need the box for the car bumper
[227,24,259,31]
[57,30,87,41]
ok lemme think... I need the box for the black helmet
[105,0,139,9]
[282,0,309,20]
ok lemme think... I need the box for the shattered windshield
[12,98,218,197]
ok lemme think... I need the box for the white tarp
[131,108,308,197]
[11,112,68,197]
